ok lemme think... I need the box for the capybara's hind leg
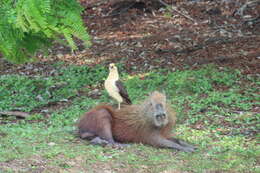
[90,137,109,146]
[80,131,95,139]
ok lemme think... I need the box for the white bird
[104,63,132,109]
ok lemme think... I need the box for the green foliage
[0,0,91,63]
[125,65,240,102]
[166,65,239,95]
[0,64,106,112]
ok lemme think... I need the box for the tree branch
[157,0,197,24]
[0,111,30,118]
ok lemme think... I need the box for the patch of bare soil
[79,0,260,75]
[0,154,162,173]
[1,0,259,76]
[0,155,58,173]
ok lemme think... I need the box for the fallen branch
[191,56,236,65]
[156,37,236,54]
[156,44,203,54]
[186,49,259,66]
[157,0,197,24]
[106,1,137,17]
[243,16,260,26]
[0,111,30,118]
[234,0,259,16]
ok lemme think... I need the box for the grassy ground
[0,63,259,172]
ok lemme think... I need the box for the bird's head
[109,63,118,71]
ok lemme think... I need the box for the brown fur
[78,105,115,143]
[78,91,195,152]
[111,104,176,145]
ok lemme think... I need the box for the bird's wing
[115,80,132,104]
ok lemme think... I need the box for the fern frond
[0,0,91,64]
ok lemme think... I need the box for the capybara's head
[144,91,168,128]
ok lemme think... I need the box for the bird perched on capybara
[78,91,196,152]
[104,63,132,109]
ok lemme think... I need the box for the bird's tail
[124,97,132,104]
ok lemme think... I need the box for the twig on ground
[156,37,237,54]
[107,2,137,17]
[157,0,197,24]
[0,111,30,118]
[234,0,259,16]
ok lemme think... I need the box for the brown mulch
[1,0,260,75]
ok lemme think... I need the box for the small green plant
[0,0,91,63]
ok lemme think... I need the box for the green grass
[0,64,108,112]
[0,63,259,172]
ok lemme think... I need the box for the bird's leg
[118,102,121,110]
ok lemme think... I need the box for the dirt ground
[1,0,260,76]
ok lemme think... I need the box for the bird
[104,63,132,109]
